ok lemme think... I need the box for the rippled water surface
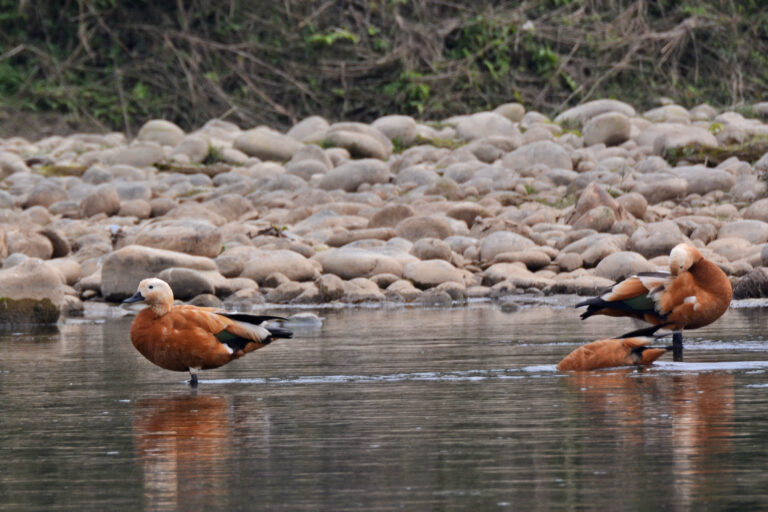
[2,298,768,511]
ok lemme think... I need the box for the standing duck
[124,278,292,386]
[576,243,732,361]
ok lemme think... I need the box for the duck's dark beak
[123,292,145,303]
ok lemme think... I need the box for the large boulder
[494,103,526,122]
[0,258,67,324]
[707,238,759,262]
[24,181,68,208]
[395,215,453,241]
[313,247,408,280]
[315,274,346,301]
[492,249,551,271]
[653,126,718,156]
[156,267,216,300]
[79,185,121,218]
[234,127,303,161]
[445,202,492,227]
[455,112,522,141]
[101,245,217,301]
[567,182,626,231]
[629,221,688,258]
[368,204,416,228]
[240,250,320,284]
[285,160,330,181]
[287,116,331,142]
[326,228,396,247]
[743,198,768,223]
[410,238,452,261]
[5,230,53,259]
[137,119,185,146]
[371,115,419,146]
[733,268,768,299]
[479,231,536,262]
[0,151,30,177]
[616,193,648,219]
[170,134,210,163]
[162,202,228,226]
[571,206,615,232]
[669,165,734,195]
[402,259,463,289]
[287,144,333,170]
[594,251,657,281]
[127,219,223,258]
[319,159,390,192]
[554,99,636,127]
[632,174,688,204]
[324,122,394,159]
[482,262,554,289]
[719,220,768,245]
[582,112,631,146]
[105,142,165,167]
[643,104,690,123]
[501,140,572,171]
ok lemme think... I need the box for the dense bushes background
[0,0,766,134]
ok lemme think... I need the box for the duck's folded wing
[576,272,669,320]
[657,271,699,318]
[169,306,271,352]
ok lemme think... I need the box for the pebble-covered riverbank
[1,99,768,321]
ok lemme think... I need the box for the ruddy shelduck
[124,278,292,386]
[576,243,732,361]
[557,337,670,371]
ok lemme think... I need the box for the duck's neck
[692,260,733,300]
[150,302,173,317]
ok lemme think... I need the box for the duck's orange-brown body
[557,338,669,371]
[577,244,732,331]
[130,305,268,371]
[125,278,291,381]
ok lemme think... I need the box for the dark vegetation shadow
[1,1,766,136]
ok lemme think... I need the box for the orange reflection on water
[566,371,734,450]
[132,393,234,511]
[565,369,735,506]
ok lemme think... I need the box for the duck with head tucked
[557,336,671,371]
[576,243,732,361]
[124,278,292,386]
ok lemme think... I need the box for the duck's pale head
[124,278,174,315]
[669,243,702,276]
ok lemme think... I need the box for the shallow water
[2,298,768,511]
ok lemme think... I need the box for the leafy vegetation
[0,1,766,134]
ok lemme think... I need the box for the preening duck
[124,278,292,386]
[557,337,670,371]
[576,243,732,361]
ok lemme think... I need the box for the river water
[1,297,768,511]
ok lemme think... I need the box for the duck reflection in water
[132,393,234,511]
[563,370,734,507]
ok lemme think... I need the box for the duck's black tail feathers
[222,313,285,324]
[264,326,293,340]
[220,313,294,341]
[575,296,608,320]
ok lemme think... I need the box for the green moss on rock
[0,297,60,325]
[663,135,768,167]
